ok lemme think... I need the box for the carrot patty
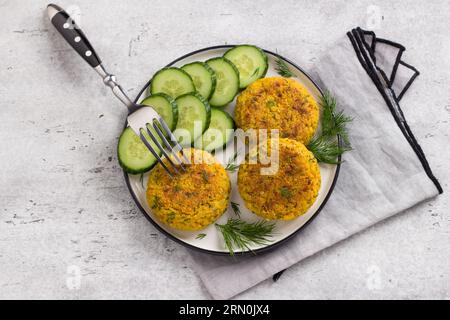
[234,77,319,144]
[237,138,321,220]
[146,148,231,231]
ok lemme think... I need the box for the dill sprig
[225,163,239,172]
[280,186,292,198]
[307,92,352,164]
[251,67,260,77]
[225,152,239,172]
[196,233,206,240]
[320,92,353,145]
[307,136,351,164]
[275,57,295,78]
[215,219,276,255]
[230,202,241,217]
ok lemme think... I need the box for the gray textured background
[0,0,449,299]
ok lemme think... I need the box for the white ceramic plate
[124,46,340,255]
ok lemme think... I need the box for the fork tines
[139,116,188,177]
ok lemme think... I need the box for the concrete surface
[0,0,449,299]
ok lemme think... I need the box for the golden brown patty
[234,77,319,144]
[238,138,321,220]
[146,148,231,231]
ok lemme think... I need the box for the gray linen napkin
[188,28,443,300]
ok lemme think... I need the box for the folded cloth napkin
[188,27,443,300]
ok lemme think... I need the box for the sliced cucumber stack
[174,93,211,146]
[140,93,178,131]
[150,67,195,98]
[224,45,268,88]
[181,62,216,100]
[195,108,235,152]
[206,57,240,108]
[118,127,161,174]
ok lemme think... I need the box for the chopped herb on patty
[146,148,231,231]
[280,186,292,199]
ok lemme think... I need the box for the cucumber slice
[174,93,211,145]
[224,45,268,88]
[206,57,240,107]
[140,93,178,131]
[118,127,161,174]
[181,62,216,100]
[195,108,235,152]
[149,67,195,98]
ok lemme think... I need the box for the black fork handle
[47,4,135,110]
[47,3,101,68]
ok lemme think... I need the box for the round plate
[124,45,340,255]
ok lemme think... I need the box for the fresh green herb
[196,233,206,240]
[225,152,239,172]
[319,92,353,146]
[307,91,352,164]
[280,186,292,198]
[166,212,176,223]
[215,218,276,255]
[307,136,351,164]
[230,151,238,162]
[266,100,277,108]
[151,195,161,209]
[275,57,295,78]
[139,173,145,189]
[225,163,239,172]
[201,170,209,183]
[251,67,260,77]
[230,202,241,217]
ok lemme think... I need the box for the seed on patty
[234,77,319,144]
[237,138,321,220]
[146,148,231,231]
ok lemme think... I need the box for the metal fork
[47,3,186,176]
